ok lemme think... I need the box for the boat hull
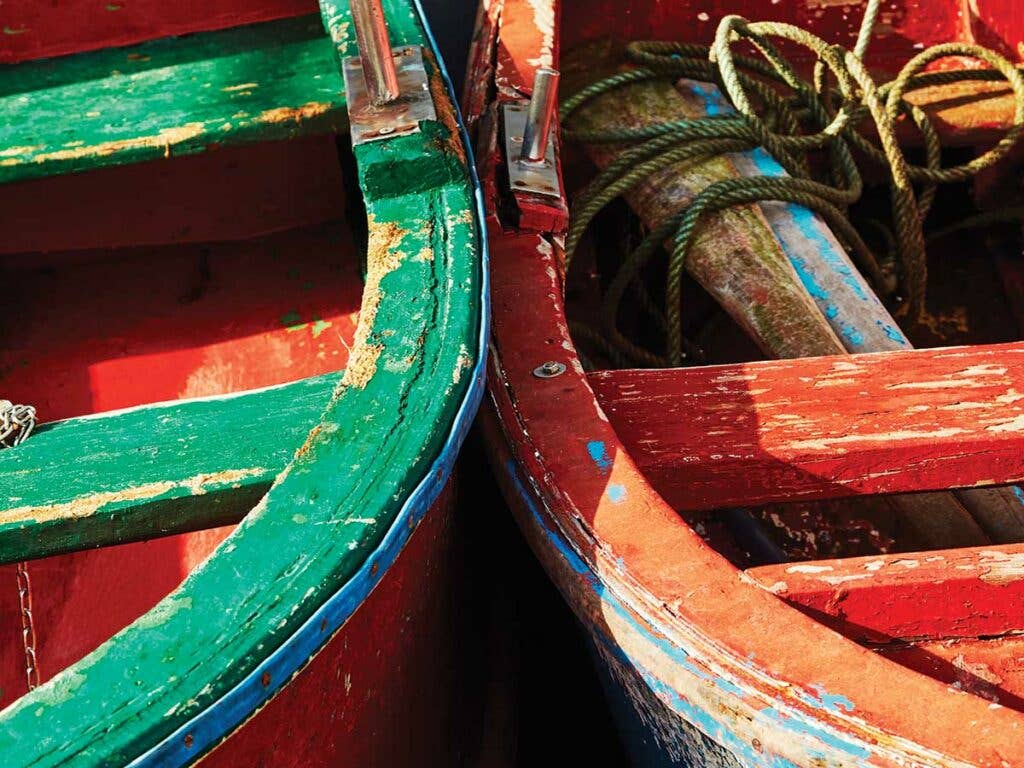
[199,483,471,767]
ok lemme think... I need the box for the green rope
[561,0,1024,368]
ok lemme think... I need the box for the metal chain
[1,399,39,689]
[0,400,36,448]
[16,561,39,690]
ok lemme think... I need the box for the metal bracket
[502,103,561,199]
[343,46,436,145]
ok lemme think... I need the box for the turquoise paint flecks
[507,459,875,766]
[837,323,864,347]
[761,707,869,758]
[1013,485,1024,505]
[607,484,627,503]
[875,319,906,343]
[809,685,855,714]
[587,440,612,473]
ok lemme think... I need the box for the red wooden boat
[0,0,486,764]
[469,0,1024,764]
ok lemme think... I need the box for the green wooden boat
[0,0,486,764]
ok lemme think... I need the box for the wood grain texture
[746,543,1024,643]
[592,342,1024,511]
[0,15,345,183]
[0,375,337,564]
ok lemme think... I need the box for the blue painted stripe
[130,4,490,764]
[503,457,876,766]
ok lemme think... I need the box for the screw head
[533,361,566,378]
[377,126,395,136]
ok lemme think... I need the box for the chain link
[1,399,39,689]
[16,561,39,690]
[0,400,36,448]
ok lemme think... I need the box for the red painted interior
[0,0,318,64]
[560,0,1023,72]
[0,136,361,706]
[201,484,475,767]
[591,343,1024,511]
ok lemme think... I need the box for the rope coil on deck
[0,401,36,448]
[561,0,1024,367]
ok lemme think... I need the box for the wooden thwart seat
[746,543,1024,706]
[0,374,339,563]
[0,14,346,183]
[591,340,1024,512]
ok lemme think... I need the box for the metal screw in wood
[533,361,567,378]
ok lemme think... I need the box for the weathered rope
[562,0,1024,367]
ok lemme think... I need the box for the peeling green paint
[0,1,481,765]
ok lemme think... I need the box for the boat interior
[553,0,1024,709]
[0,1,364,705]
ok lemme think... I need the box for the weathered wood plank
[0,15,345,183]
[591,342,1024,511]
[0,374,338,563]
[877,635,1024,708]
[750,545,1024,707]
[0,2,483,760]
[746,543,1024,643]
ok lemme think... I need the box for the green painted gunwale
[0,1,481,764]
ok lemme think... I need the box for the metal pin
[520,67,560,163]
[351,0,401,106]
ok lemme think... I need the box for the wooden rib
[590,341,1024,512]
[745,544,1024,643]
[0,374,337,563]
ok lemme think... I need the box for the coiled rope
[561,0,1024,367]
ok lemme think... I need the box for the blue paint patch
[875,319,907,344]
[837,323,864,347]
[588,440,612,473]
[1013,485,1024,505]
[607,484,627,503]
[809,685,856,713]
